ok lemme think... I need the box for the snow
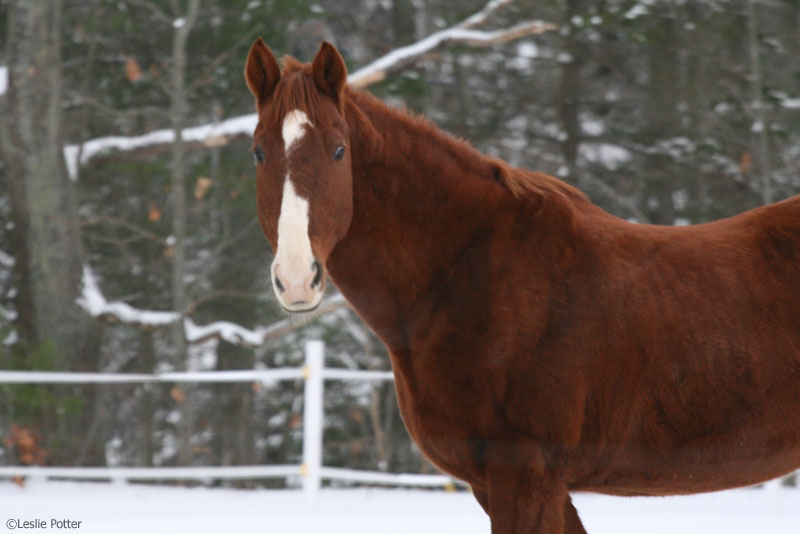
[76,263,350,349]
[0,66,7,96]
[579,143,633,170]
[61,3,557,179]
[2,480,800,534]
[581,118,605,136]
[624,0,656,20]
[780,98,800,109]
[350,21,554,88]
[77,265,181,326]
[62,114,258,180]
[517,42,539,58]
[0,248,14,268]
[184,316,266,347]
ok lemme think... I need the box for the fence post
[302,340,324,513]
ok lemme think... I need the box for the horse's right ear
[245,38,280,108]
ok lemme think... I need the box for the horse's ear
[312,41,347,98]
[245,38,280,108]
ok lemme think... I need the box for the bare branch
[184,294,350,347]
[126,0,174,25]
[77,264,351,348]
[188,27,260,91]
[81,215,166,245]
[349,21,557,88]
[63,2,558,173]
[458,0,514,28]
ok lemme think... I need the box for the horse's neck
[326,91,503,351]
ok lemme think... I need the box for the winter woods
[1,0,799,481]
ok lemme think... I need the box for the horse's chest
[392,365,494,484]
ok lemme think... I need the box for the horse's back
[559,193,800,494]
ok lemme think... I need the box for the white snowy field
[1,480,799,533]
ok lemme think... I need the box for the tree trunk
[557,0,583,181]
[0,0,95,369]
[746,0,772,205]
[170,0,200,467]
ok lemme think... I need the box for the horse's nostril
[311,260,323,289]
[274,275,286,293]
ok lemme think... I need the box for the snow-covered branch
[0,65,7,96]
[0,248,14,268]
[62,1,557,179]
[348,19,556,88]
[78,266,180,326]
[183,293,350,348]
[77,265,350,348]
[62,114,257,180]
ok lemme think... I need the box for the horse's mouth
[280,301,321,314]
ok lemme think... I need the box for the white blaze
[272,109,316,301]
[273,179,313,287]
[282,109,311,152]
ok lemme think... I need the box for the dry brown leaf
[739,152,751,174]
[170,387,185,403]
[290,413,302,428]
[148,204,162,222]
[194,177,213,200]
[125,56,142,83]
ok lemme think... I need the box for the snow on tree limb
[63,114,258,181]
[348,20,556,89]
[62,2,557,179]
[183,294,350,348]
[78,266,181,326]
[0,65,7,96]
[77,265,350,347]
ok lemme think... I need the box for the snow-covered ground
[1,480,799,533]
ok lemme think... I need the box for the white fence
[0,340,461,509]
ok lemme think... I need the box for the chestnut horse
[245,39,800,533]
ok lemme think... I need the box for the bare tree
[0,0,97,367]
[747,0,773,205]
[169,0,201,466]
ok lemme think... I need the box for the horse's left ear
[312,42,347,99]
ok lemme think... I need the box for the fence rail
[0,368,394,384]
[0,340,460,510]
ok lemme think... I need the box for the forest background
[0,0,798,484]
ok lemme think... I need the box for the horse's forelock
[263,57,337,127]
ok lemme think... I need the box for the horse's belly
[574,429,800,495]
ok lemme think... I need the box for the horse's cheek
[255,194,279,250]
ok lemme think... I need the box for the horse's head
[245,39,352,313]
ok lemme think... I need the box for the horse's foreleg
[475,483,585,533]
[564,495,587,534]
[485,448,584,534]
[473,485,490,515]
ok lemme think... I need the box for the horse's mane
[490,159,587,202]
[344,88,586,203]
[272,57,586,203]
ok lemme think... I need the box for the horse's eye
[333,145,345,161]
[252,147,265,164]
